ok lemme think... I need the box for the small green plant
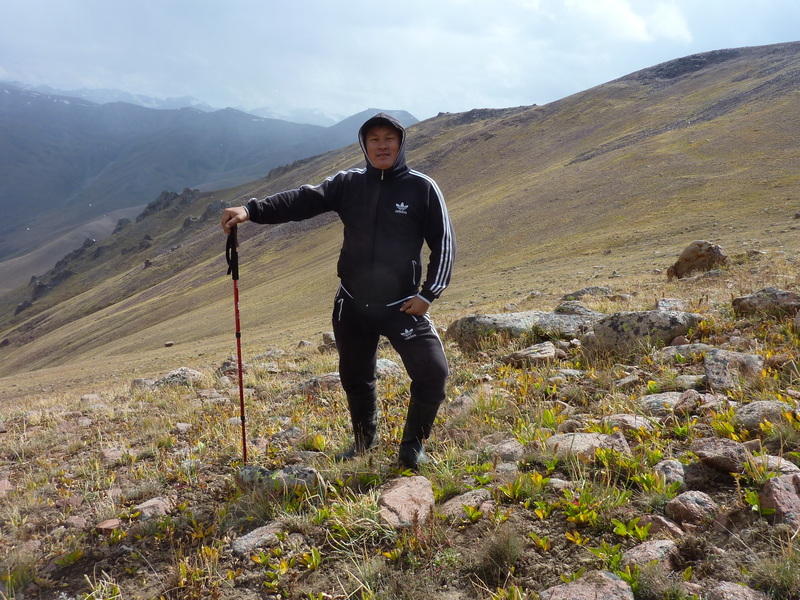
[742,488,776,516]
[466,462,495,487]
[611,516,651,541]
[632,471,681,509]
[560,566,585,583]
[616,564,642,595]
[496,472,550,505]
[671,417,698,440]
[587,540,623,570]
[533,499,555,520]
[79,571,122,599]
[528,531,552,552]
[300,546,323,571]
[252,547,297,595]
[462,504,483,523]
[743,455,781,486]
[560,487,600,527]
[174,544,237,599]
[710,406,749,441]
[565,529,590,546]
[489,584,538,600]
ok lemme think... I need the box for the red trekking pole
[226,226,247,465]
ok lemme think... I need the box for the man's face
[364,125,401,170]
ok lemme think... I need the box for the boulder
[378,476,435,528]
[734,400,792,434]
[231,522,285,557]
[588,310,704,354]
[501,341,556,367]
[438,489,494,520]
[539,570,634,600]
[446,310,600,350]
[545,431,630,461]
[155,367,206,387]
[667,240,728,280]
[621,539,679,572]
[639,392,683,417]
[561,286,612,301]
[134,496,175,521]
[235,465,325,493]
[692,437,749,474]
[705,581,769,600]
[703,349,764,391]
[732,287,800,317]
[665,490,720,525]
[654,459,686,490]
[477,434,526,462]
[654,343,715,363]
[759,473,800,529]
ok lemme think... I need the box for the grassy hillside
[1,42,799,399]
[2,41,800,600]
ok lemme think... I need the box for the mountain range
[0,81,415,291]
[0,41,798,387]
[5,81,346,125]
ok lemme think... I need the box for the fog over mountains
[0,80,415,291]
[6,81,347,125]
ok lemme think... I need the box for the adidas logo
[395,202,409,214]
[401,328,416,340]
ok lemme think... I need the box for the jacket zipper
[366,174,384,307]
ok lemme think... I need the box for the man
[221,112,455,470]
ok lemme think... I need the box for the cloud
[650,2,693,43]
[562,0,691,43]
[0,0,796,120]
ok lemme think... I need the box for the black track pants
[332,286,449,409]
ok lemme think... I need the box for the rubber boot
[397,401,440,471]
[336,392,379,461]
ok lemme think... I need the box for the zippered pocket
[411,260,421,286]
[336,297,345,321]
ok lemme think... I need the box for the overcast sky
[1,0,798,121]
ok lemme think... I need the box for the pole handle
[226,226,239,280]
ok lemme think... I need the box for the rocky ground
[2,248,800,600]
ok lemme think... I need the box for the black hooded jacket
[245,113,455,306]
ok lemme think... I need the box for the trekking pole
[226,226,247,465]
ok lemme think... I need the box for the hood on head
[358,112,407,172]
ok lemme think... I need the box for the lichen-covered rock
[446,310,600,350]
[734,400,792,433]
[703,349,764,391]
[155,367,206,387]
[235,465,325,493]
[561,286,612,301]
[546,431,630,461]
[588,310,704,354]
[732,287,800,317]
[639,392,683,416]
